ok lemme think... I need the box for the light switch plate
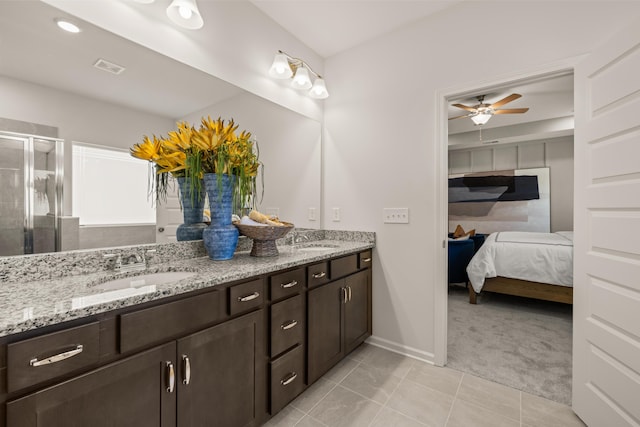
[308,207,316,221]
[332,207,340,222]
[383,208,409,224]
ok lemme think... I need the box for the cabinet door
[344,269,371,354]
[176,310,263,427]
[307,279,344,384]
[6,342,177,427]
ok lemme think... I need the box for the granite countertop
[0,236,374,338]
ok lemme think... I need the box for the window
[72,143,155,225]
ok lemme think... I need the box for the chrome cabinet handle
[362,257,372,263]
[166,362,175,393]
[348,286,352,302]
[30,345,83,367]
[342,287,348,304]
[238,292,260,302]
[281,320,298,330]
[312,272,326,279]
[281,280,298,289]
[182,355,191,385]
[281,372,297,386]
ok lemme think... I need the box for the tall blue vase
[202,173,239,260]
[176,177,207,241]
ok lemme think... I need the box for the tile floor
[264,343,586,427]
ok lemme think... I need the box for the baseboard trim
[366,335,435,365]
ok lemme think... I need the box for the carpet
[446,285,573,405]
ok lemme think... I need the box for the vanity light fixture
[54,18,81,33]
[268,50,329,99]
[166,0,204,30]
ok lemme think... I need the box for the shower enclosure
[0,131,63,256]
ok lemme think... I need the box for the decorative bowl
[234,222,294,257]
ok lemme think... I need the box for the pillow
[448,234,470,241]
[453,224,476,238]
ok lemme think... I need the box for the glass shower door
[0,135,27,256]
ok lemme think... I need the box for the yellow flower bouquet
[130,117,262,213]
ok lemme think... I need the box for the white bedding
[466,231,574,293]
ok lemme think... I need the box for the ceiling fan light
[471,113,492,126]
[166,0,203,29]
[269,53,293,79]
[309,78,329,99]
[291,66,312,90]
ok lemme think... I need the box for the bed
[465,231,574,304]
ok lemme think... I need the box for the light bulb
[269,53,293,79]
[178,6,192,19]
[309,78,329,99]
[291,67,312,90]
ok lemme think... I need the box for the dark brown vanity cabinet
[307,254,372,384]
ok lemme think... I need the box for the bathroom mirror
[0,1,321,255]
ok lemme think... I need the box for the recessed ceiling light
[54,18,81,33]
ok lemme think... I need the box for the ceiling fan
[449,93,529,125]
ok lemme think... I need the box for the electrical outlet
[308,207,316,221]
[332,207,340,222]
[383,208,409,224]
[265,207,279,218]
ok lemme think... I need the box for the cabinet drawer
[358,250,372,269]
[331,254,358,279]
[270,294,305,358]
[120,290,220,354]
[7,321,100,393]
[270,345,305,414]
[270,268,305,301]
[307,261,329,289]
[229,278,264,316]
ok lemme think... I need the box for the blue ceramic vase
[176,177,207,241]
[202,173,239,260]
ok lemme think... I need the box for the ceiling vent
[93,58,125,75]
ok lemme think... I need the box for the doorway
[434,64,577,405]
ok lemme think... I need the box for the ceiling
[249,0,463,58]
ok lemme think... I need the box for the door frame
[433,57,583,366]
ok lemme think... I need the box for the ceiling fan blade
[493,108,530,114]
[452,103,477,112]
[448,114,470,120]
[489,93,521,109]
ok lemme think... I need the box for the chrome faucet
[104,252,147,273]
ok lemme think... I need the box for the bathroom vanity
[0,231,374,427]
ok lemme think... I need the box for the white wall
[322,2,640,360]
[449,136,574,233]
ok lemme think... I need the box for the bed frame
[468,276,573,305]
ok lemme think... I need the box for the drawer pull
[348,286,352,302]
[312,272,326,279]
[281,320,298,330]
[362,257,372,263]
[280,372,298,386]
[29,345,83,367]
[281,280,298,289]
[182,355,191,385]
[166,362,175,393]
[238,292,260,302]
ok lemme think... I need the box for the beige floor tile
[308,385,382,427]
[521,392,586,427]
[340,363,402,404]
[294,415,328,427]
[456,373,521,421]
[360,345,415,379]
[290,378,337,413]
[447,399,520,427]
[370,407,427,427]
[386,378,454,426]
[323,357,360,383]
[346,342,371,362]
[407,363,463,397]
[263,406,306,427]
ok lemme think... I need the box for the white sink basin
[296,245,338,252]
[95,271,197,291]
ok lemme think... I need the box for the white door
[155,182,181,243]
[573,17,640,426]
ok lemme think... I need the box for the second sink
[95,271,198,291]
